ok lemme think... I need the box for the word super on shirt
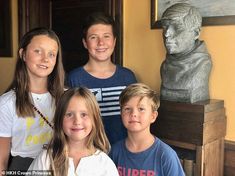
[67,65,137,144]
[110,138,185,176]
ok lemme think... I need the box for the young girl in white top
[0,27,65,172]
[29,87,119,176]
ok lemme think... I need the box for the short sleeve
[102,153,119,176]
[28,150,50,170]
[162,148,185,176]
[0,93,15,137]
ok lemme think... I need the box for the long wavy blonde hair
[47,87,110,176]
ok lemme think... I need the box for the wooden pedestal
[151,99,226,176]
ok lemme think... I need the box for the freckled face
[63,96,93,144]
[20,35,58,81]
[83,24,116,62]
[121,96,157,133]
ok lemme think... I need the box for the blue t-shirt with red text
[109,137,185,176]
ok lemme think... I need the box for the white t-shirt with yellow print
[0,90,55,158]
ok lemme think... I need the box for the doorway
[18,0,123,73]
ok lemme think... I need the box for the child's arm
[0,137,11,175]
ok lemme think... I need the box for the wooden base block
[151,99,226,145]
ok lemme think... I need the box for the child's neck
[125,133,155,153]
[30,78,48,94]
[84,60,116,79]
[68,141,96,169]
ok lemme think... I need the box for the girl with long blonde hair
[29,87,119,176]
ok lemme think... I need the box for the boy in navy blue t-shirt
[110,83,185,176]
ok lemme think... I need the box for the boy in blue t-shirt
[67,12,137,145]
[110,83,185,176]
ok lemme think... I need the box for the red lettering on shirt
[117,166,156,176]
[147,171,155,176]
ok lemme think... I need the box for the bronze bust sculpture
[160,3,212,103]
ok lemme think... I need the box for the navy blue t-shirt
[67,65,137,144]
[110,137,185,176]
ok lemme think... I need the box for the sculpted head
[161,3,202,56]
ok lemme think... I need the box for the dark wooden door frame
[18,0,123,65]
[109,0,123,65]
[18,0,52,41]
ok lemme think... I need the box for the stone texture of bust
[160,3,212,103]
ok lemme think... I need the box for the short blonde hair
[119,83,160,112]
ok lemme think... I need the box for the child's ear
[82,38,88,49]
[151,111,158,123]
[114,37,117,46]
[19,48,25,61]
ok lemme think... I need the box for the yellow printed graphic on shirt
[26,132,52,145]
[25,116,52,145]
[39,117,49,127]
[26,118,35,130]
